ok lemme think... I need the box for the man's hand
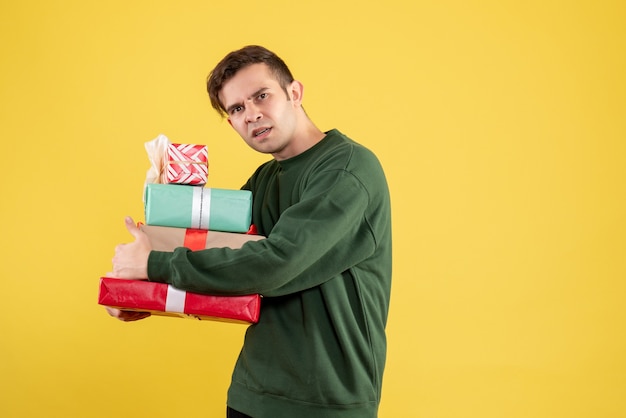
[104,215,153,323]
[111,216,151,279]
[105,306,152,322]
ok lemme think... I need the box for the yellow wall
[1,1,624,417]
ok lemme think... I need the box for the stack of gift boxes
[98,135,263,324]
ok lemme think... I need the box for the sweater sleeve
[147,168,376,296]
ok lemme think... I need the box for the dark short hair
[207,45,295,117]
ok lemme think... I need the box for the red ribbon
[184,229,208,251]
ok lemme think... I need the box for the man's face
[219,63,301,160]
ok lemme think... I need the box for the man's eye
[258,93,268,100]
[231,106,243,115]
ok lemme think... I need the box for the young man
[108,45,392,418]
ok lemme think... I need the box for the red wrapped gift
[98,277,260,323]
[166,143,208,185]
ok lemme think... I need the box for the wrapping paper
[166,143,208,185]
[144,183,252,232]
[139,224,264,251]
[144,134,208,186]
[98,278,260,323]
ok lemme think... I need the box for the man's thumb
[124,216,140,238]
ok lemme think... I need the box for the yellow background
[1,1,624,417]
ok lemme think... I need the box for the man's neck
[273,114,326,161]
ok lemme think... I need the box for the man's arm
[147,169,375,296]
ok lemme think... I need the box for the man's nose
[245,103,262,123]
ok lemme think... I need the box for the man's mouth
[253,127,271,137]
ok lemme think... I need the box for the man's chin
[246,142,273,154]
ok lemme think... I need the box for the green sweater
[148,129,392,418]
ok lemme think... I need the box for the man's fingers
[105,307,122,317]
[105,306,151,322]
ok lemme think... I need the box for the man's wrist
[146,250,170,283]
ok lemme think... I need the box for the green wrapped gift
[144,183,252,233]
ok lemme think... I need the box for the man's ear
[289,80,304,106]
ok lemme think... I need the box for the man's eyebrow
[225,102,242,114]
[225,87,269,114]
